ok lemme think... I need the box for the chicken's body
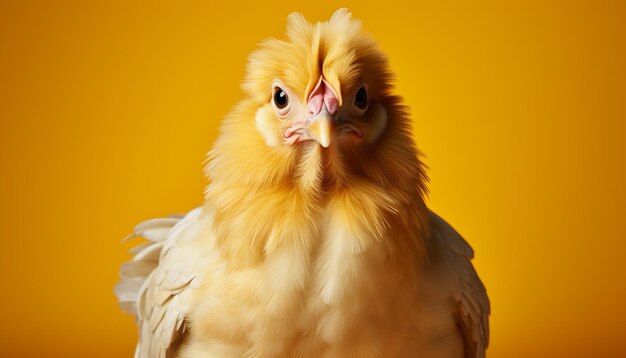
[115,9,489,358]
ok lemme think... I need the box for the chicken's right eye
[355,86,368,110]
[273,88,288,109]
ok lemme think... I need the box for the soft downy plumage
[115,9,490,358]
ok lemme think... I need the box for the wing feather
[115,207,208,358]
[429,211,490,358]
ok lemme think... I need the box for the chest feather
[192,185,422,357]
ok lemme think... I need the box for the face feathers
[205,9,428,264]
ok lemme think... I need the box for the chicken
[115,9,490,358]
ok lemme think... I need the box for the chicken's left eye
[273,88,288,109]
[355,86,368,110]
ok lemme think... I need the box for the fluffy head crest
[243,9,393,107]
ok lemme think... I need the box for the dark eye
[273,87,288,109]
[355,86,368,110]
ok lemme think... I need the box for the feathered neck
[204,98,429,267]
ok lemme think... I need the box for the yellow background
[1,1,625,357]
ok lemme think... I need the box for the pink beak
[306,77,339,147]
